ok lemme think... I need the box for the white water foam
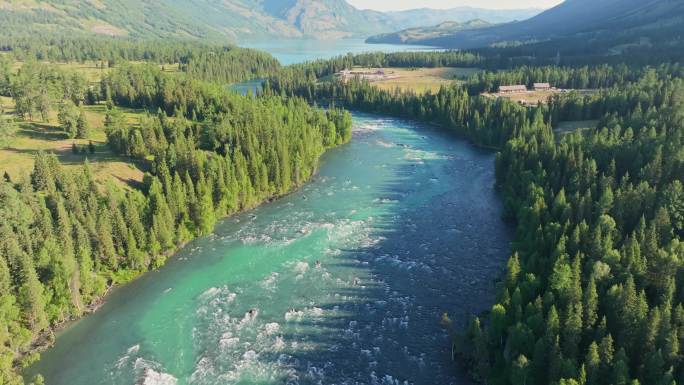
[403,148,449,163]
[198,287,221,300]
[263,322,280,335]
[140,367,178,385]
[260,272,279,291]
[376,140,394,148]
[115,344,140,369]
[292,261,309,275]
[113,344,177,385]
[355,123,383,134]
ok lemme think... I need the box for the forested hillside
[0,0,542,41]
[261,46,684,385]
[0,37,282,84]
[0,0,383,40]
[0,43,351,385]
[372,0,684,59]
[0,3,683,385]
[467,65,684,385]
[366,20,491,45]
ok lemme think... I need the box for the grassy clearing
[554,120,599,142]
[555,120,599,134]
[54,62,110,83]
[1,60,180,189]
[9,60,181,83]
[483,89,600,106]
[7,60,109,81]
[0,96,146,188]
[482,89,560,106]
[350,67,481,94]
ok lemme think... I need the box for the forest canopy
[0,22,683,385]
[0,47,350,385]
[262,50,684,385]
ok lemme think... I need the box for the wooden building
[339,69,389,84]
[533,82,551,91]
[498,85,527,94]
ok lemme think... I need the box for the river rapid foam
[29,114,510,385]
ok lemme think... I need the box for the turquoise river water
[28,113,510,385]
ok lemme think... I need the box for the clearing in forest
[337,67,481,94]
[0,95,146,188]
[483,88,599,106]
[555,120,599,135]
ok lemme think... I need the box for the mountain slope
[258,0,391,38]
[0,0,548,41]
[0,0,294,40]
[383,6,541,28]
[382,0,684,48]
[0,0,394,40]
[366,20,492,45]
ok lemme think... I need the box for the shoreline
[23,110,501,379]
[19,145,332,374]
[23,111,495,369]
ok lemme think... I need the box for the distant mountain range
[383,7,541,29]
[366,20,492,45]
[367,0,684,49]
[0,0,541,41]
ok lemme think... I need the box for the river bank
[28,112,510,385]
[19,128,345,381]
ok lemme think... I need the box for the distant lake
[240,38,440,65]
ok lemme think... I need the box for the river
[30,30,507,385]
[28,112,510,385]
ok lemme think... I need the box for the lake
[228,39,441,95]
[240,38,440,65]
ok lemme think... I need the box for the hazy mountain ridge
[373,0,684,49]
[0,0,543,41]
[383,6,541,28]
[366,20,492,45]
[258,0,392,38]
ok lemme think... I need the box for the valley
[26,112,510,385]
[334,67,481,94]
[0,0,540,41]
[0,1,683,385]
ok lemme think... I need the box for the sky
[347,0,564,11]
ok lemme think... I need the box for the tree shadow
[17,122,71,141]
[23,116,511,385]
[113,174,145,190]
[3,143,146,189]
[253,148,511,384]
[51,145,127,165]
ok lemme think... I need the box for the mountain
[257,0,392,39]
[0,0,546,42]
[0,0,366,40]
[371,0,684,49]
[366,20,492,45]
[382,7,541,29]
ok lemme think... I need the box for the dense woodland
[1,37,281,84]
[1,28,684,385]
[465,64,684,94]
[0,47,350,385]
[263,51,684,385]
[267,50,483,89]
[469,67,684,385]
[477,21,684,68]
